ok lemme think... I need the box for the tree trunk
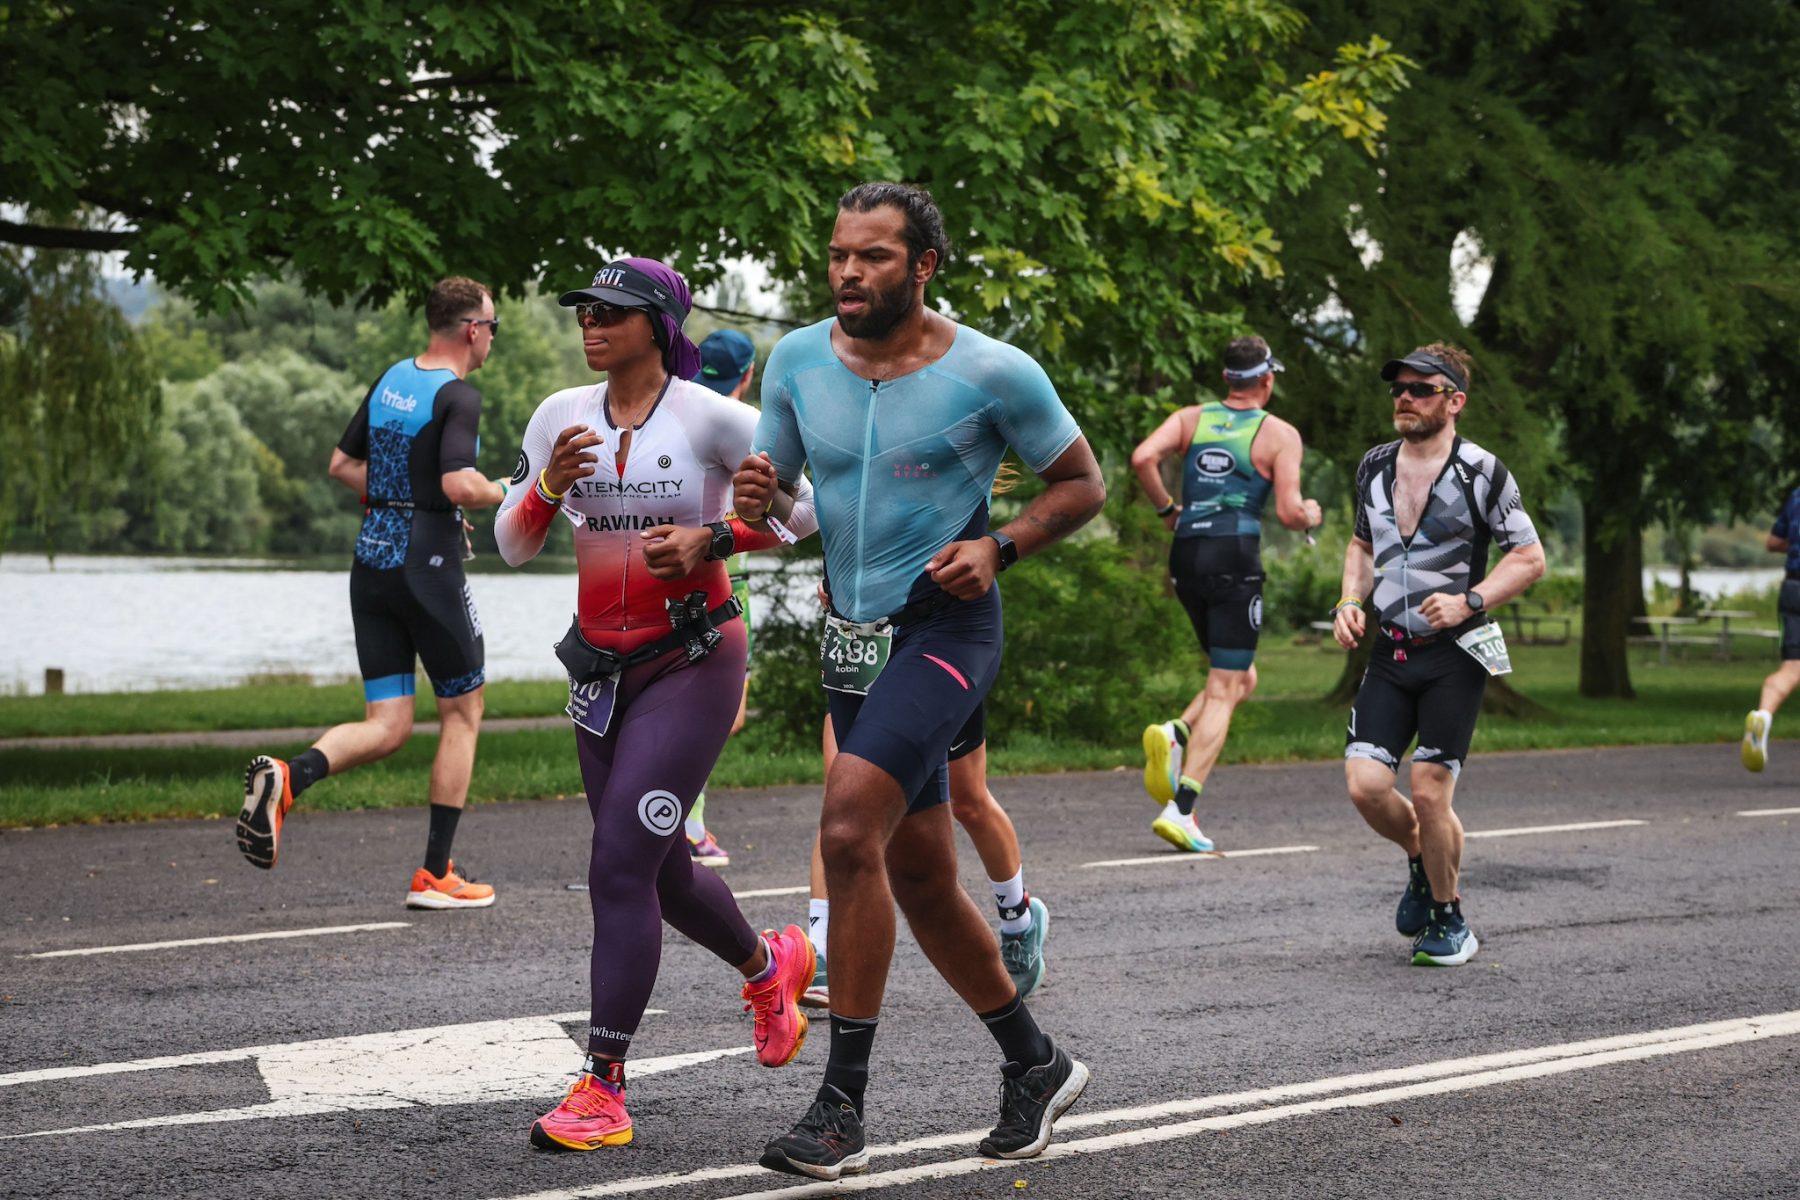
[1482,676,1552,718]
[1580,517,1639,699]
[1625,529,1647,627]
[1324,633,1373,705]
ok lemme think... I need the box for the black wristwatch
[985,531,1019,572]
[1466,589,1486,613]
[704,521,735,562]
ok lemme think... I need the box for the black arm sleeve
[436,380,483,472]
[337,380,379,458]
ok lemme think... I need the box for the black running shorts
[826,583,1001,814]
[1169,534,1263,671]
[350,562,486,701]
[1781,580,1800,661]
[1344,636,1488,779]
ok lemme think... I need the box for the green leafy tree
[0,243,159,552]
[5,3,1405,426]
[1240,0,1800,698]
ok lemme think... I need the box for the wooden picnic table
[1697,609,1780,659]
[1493,603,1572,646]
[1631,615,1706,665]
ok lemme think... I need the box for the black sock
[424,804,461,877]
[287,748,329,797]
[979,992,1052,1074]
[1174,783,1199,817]
[823,1013,878,1115]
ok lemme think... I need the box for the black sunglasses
[1389,381,1457,399]
[462,318,501,333]
[574,301,652,327]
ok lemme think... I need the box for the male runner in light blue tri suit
[733,182,1106,1182]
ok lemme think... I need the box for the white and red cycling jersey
[495,378,816,655]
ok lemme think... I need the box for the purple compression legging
[574,619,759,1060]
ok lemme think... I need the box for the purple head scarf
[557,255,701,380]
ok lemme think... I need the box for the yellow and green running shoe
[1140,719,1188,804]
[1742,710,1771,773]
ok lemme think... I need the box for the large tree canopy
[2,1,1408,445]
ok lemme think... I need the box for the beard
[1392,408,1448,442]
[836,275,917,341]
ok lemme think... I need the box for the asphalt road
[2,743,1796,1199]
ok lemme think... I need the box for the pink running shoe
[742,924,815,1068]
[529,1073,632,1150]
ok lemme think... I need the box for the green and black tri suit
[1169,401,1273,670]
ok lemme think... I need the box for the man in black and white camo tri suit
[1330,343,1546,967]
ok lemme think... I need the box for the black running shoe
[979,1041,1089,1160]
[759,1085,870,1180]
[1395,858,1431,937]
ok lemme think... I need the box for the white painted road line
[733,886,810,899]
[2,1010,696,1139]
[1738,807,1800,817]
[1465,819,1647,839]
[1080,844,1318,869]
[21,921,413,959]
[481,1007,1800,1200]
[704,1010,1800,1199]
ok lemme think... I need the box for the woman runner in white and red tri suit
[496,257,818,1151]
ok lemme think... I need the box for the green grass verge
[0,639,1774,828]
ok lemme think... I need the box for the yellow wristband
[537,469,566,501]
[1331,597,1363,615]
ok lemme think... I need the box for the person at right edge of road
[1740,481,1800,772]
[734,181,1105,1182]
[1332,343,1545,967]
[1130,335,1321,853]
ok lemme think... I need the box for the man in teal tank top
[1129,335,1322,852]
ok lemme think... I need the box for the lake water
[0,555,1783,695]
[0,554,822,696]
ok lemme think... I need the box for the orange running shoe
[742,924,815,1068]
[529,1073,632,1150]
[405,860,496,910]
[237,755,294,869]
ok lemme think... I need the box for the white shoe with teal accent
[1743,710,1771,773]
[1150,800,1215,853]
[1000,897,1049,999]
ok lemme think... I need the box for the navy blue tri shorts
[826,582,1002,814]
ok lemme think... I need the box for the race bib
[566,675,619,736]
[1455,622,1514,677]
[820,616,893,695]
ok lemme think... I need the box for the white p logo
[637,789,682,837]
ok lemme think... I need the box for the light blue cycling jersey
[754,318,1081,623]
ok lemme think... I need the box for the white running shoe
[1150,800,1215,853]
[1743,710,1771,773]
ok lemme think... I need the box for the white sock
[992,870,1032,935]
[1754,709,1773,727]
[807,898,829,960]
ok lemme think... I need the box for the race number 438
[821,618,892,695]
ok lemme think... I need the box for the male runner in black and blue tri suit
[236,277,509,910]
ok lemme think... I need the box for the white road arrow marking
[1,1008,744,1139]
